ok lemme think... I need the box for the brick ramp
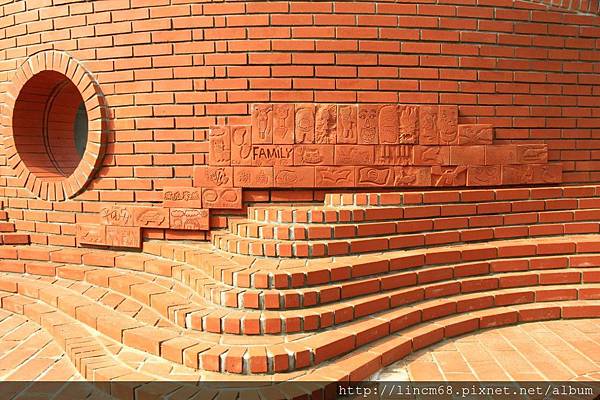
[1,186,600,399]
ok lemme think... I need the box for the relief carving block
[449,146,485,166]
[106,226,141,248]
[438,105,459,145]
[467,165,501,186]
[194,166,234,187]
[100,205,134,227]
[163,187,202,208]
[230,126,252,166]
[399,105,419,144]
[334,145,374,166]
[378,105,400,144]
[419,106,439,145]
[251,104,273,144]
[133,207,169,228]
[517,144,548,164]
[393,166,432,186]
[209,126,231,166]
[315,104,337,144]
[356,166,395,186]
[502,165,535,185]
[358,105,379,144]
[337,105,357,144]
[485,145,517,165]
[169,208,210,230]
[251,145,294,166]
[533,164,562,183]
[374,145,412,166]
[274,167,315,187]
[458,124,493,145]
[413,146,450,166]
[233,167,273,188]
[294,145,334,166]
[273,104,294,144]
[202,187,242,209]
[315,166,355,187]
[77,224,106,246]
[432,166,467,186]
[295,104,315,144]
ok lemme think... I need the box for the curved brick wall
[0,0,599,246]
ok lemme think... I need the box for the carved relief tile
[251,104,273,144]
[356,166,395,186]
[449,146,485,166]
[337,105,357,144]
[374,145,412,166]
[77,224,106,246]
[99,205,134,227]
[413,146,450,165]
[467,165,501,186]
[295,104,315,144]
[393,166,432,186]
[194,166,234,187]
[133,207,169,228]
[516,144,548,164]
[378,105,400,144]
[162,187,202,208]
[438,105,459,145]
[202,187,242,209]
[315,166,355,187]
[106,226,141,248]
[418,106,439,145]
[169,208,210,230]
[272,104,294,144]
[502,165,535,185]
[209,126,231,166]
[398,105,419,144]
[233,167,273,188]
[357,105,379,144]
[485,145,517,165]
[274,167,315,187]
[334,145,374,165]
[458,124,493,145]
[315,104,337,144]
[251,145,294,166]
[432,166,467,186]
[533,164,562,183]
[293,145,334,166]
[230,126,252,166]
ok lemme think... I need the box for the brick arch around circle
[2,50,109,202]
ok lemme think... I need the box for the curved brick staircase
[1,187,600,399]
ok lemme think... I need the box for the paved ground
[377,319,600,381]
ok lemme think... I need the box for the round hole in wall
[5,50,107,201]
[12,70,87,179]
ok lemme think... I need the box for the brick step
[212,222,600,258]
[2,271,598,375]
[9,256,598,335]
[249,187,600,224]
[230,207,600,241]
[147,235,600,290]
[323,185,600,208]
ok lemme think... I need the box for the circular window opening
[12,70,88,180]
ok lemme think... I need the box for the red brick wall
[0,0,598,246]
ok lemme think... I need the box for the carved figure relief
[358,105,378,144]
[234,167,273,188]
[419,106,438,145]
[459,124,493,145]
[334,145,374,165]
[413,146,449,165]
[231,126,252,165]
[399,106,419,144]
[294,145,334,165]
[209,126,231,166]
[252,104,273,144]
[295,105,315,143]
[393,167,431,186]
[517,145,547,164]
[169,208,209,230]
[432,166,467,186]
[77,224,106,245]
[274,167,315,187]
[337,105,357,144]
[195,166,233,187]
[163,187,202,208]
[467,166,501,186]
[438,106,459,145]
[273,104,294,144]
[315,104,337,144]
[106,226,141,248]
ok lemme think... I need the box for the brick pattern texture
[0,0,598,246]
